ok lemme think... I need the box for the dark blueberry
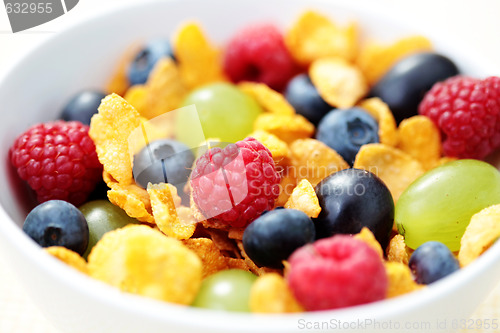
[285,74,332,125]
[60,91,107,125]
[242,208,315,269]
[314,168,394,249]
[370,52,459,123]
[128,39,175,85]
[316,108,379,165]
[23,200,89,255]
[133,139,195,203]
[409,241,460,284]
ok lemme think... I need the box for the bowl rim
[1,0,500,331]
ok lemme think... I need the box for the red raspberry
[419,75,500,159]
[190,137,280,228]
[223,24,297,91]
[286,235,387,311]
[9,121,103,206]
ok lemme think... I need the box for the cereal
[359,98,399,147]
[354,227,383,259]
[357,35,432,85]
[238,82,295,116]
[144,57,187,119]
[309,57,368,108]
[236,241,279,276]
[284,179,321,218]
[174,22,226,89]
[88,225,202,304]
[123,85,148,115]
[353,143,424,202]
[253,113,314,144]
[385,262,423,298]
[45,246,88,274]
[107,182,154,223]
[459,204,500,267]
[386,234,410,265]
[147,183,196,239]
[248,130,291,166]
[249,273,304,313]
[228,227,245,241]
[285,10,358,66]
[275,170,297,207]
[182,238,229,278]
[89,93,141,185]
[290,139,349,186]
[398,116,441,170]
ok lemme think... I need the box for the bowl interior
[0,0,499,332]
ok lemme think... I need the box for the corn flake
[147,183,195,240]
[45,246,88,274]
[459,204,500,267]
[107,181,154,224]
[398,116,441,170]
[249,130,290,166]
[124,85,148,115]
[174,22,226,89]
[385,262,423,298]
[284,179,321,218]
[254,113,314,144]
[290,139,349,186]
[285,10,358,66]
[357,35,432,85]
[144,57,187,119]
[387,234,410,265]
[249,273,304,313]
[353,143,424,202]
[89,94,141,185]
[354,227,383,259]
[309,57,368,109]
[239,82,295,116]
[359,98,398,147]
[182,238,228,278]
[275,170,297,207]
[88,225,202,304]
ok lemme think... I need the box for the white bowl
[1,1,500,332]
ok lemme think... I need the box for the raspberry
[223,24,297,91]
[419,75,500,159]
[190,137,280,228]
[286,235,388,311]
[9,121,103,206]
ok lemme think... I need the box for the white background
[1,0,500,332]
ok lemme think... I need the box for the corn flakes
[285,10,358,66]
[106,44,140,96]
[354,227,383,259]
[88,225,202,304]
[458,204,500,267]
[239,82,295,116]
[359,98,399,147]
[45,246,88,274]
[249,130,290,166]
[386,234,409,265]
[182,238,228,278]
[309,57,368,108]
[284,179,321,218]
[353,143,424,202]
[254,113,314,144]
[385,262,423,298]
[249,273,304,313]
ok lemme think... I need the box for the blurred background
[0,0,499,332]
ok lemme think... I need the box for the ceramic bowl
[1,1,499,332]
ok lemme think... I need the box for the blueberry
[60,90,107,125]
[242,208,315,269]
[133,139,195,203]
[285,74,332,125]
[23,200,89,255]
[409,241,460,284]
[316,108,379,165]
[128,39,175,85]
[370,52,459,123]
[314,168,394,249]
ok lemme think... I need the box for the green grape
[191,269,257,312]
[177,83,263,147]
[79,200,139,259]
[395,159,500,251]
